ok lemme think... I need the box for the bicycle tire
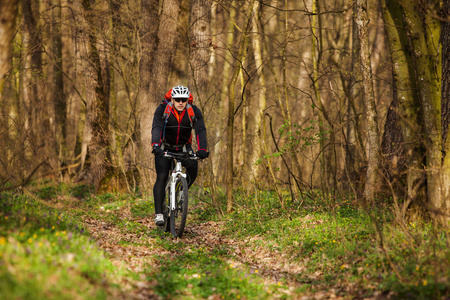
[170,176,189,238]
[157,185,171,233]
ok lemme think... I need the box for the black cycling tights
[153,156,198,214]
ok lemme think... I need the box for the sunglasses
[173,98,188,103]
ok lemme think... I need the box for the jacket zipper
[175,110,186,150]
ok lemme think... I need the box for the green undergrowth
[190,188,450,299]
[146,241,288,299]
[2,182,449,299]
[0,184,132,299]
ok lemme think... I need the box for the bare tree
[355,0,381,204]
[440,0,450,225]
[189,0,211,103]
[380,0,424,215]
[139,0,181,188]
[137,0,160,188]
[398,0,442,221]
[52,0,66,165]
[79,0,112,192]
[226,0,255,212]
[0,0,19,95]
[22,0,42,149]
[212,0,236,182]
[249,0,266,182]
[63,0,83,177]
[379,0,446,223]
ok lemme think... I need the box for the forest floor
[83,203,371,300]
[85,210,362,300]
[1,183,449,299]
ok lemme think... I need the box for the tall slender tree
[0,0,19,95]
[22,0,42,149]
[52,0,65,163]
[226,0,255,212]
[355,0,381,204]
[140,0,181,187]
[398,0,442,219]
[189,0,211,103]
[138,0,160,188]
[380,0,424,214]
[249,0,266,182]
[213,0,236,182]
[379,0,445,223]
[80,0,112,192]
[440,0,450,224]
[63,0,83,176]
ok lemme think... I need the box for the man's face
[173,98,188,112]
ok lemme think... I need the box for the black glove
[196,150,208,159]
[152,146,164,157]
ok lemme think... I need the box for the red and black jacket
[151,102,207,152]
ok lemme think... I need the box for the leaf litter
[76,203,385,299]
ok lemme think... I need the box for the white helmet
[171,85,190,98]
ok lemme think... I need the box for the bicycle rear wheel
[169,176,189,238]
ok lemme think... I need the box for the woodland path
[81,204,377,300]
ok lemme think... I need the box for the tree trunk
[399,0,442,217]
[355,0,381,204]
[347,10,361,189]
[208,2,217,79]
[151,0,181,101]
[249,0,266,182]
[226,0,255,212]
[52,0,65,168]
[259,1,292,202]
[0,0,20,178]
[140,0,181,188]
[443,0,450,148]
[440,0,450,225]
[311,0,336,193]
[63,0,82,176]
[239,67,248,176]
[213,0,236,182]
[282,0,302,198]
[380,0,425,210]
[138,0,159,189]
[0,0,19,95]
[80,0,112,192]
[22,0,42,157]
[188,0,211,104]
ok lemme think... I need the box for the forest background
[1,0,450,224]
[1,0,450,298]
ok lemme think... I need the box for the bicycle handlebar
[163,151,209,160]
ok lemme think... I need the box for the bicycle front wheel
[157,183,171,234]
[169,176,189,238]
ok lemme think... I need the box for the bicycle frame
[168,159,186,211]
[163,151,197,212]
[160,150,206,237]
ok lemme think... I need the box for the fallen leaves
[77,204,369,299]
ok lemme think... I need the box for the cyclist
[151,85,208,226]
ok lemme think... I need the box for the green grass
[1,182,449,299]
[146,241,290,299]
[189,189,450,299]
[0,188,127,299]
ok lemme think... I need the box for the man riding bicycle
[151,85,208,226]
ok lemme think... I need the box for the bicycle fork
[170,161,187,211]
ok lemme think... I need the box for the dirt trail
[82,211,305,298]
[82,208,367,300]
[185,222,306,286]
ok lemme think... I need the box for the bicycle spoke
[170,176,189,238]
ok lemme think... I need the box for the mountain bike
[158,151,202,238]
